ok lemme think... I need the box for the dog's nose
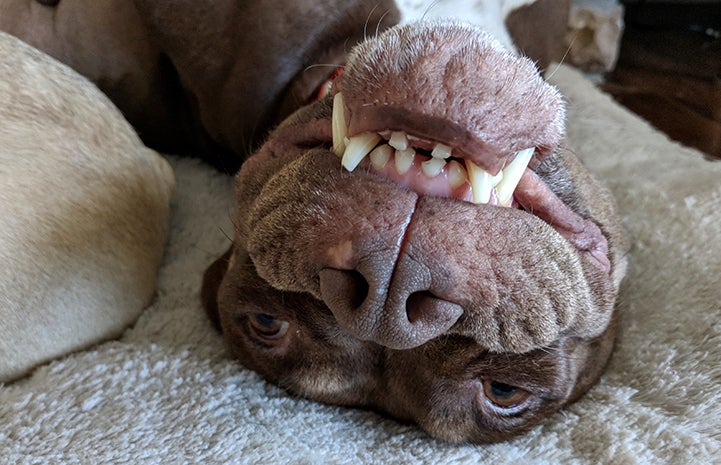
[318,253,463,349]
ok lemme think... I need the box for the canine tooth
[465,160,496,204]
[421,157,446,177]
[332,93,348,156]
[447,160,467,188]
[431,143,452,159]
[490,170,504,187]
[342,133,381,172]
[495,147,535,205]
[389,131,409,151]
[370,144,392,169]
[395,148,415,174]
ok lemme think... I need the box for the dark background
[602,1,721,159]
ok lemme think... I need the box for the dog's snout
[319,264,462,349]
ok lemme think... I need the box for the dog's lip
[260,95,610,277]
[330,92,537,209]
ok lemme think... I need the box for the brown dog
[2,0,628,443]
[201,21,629,442]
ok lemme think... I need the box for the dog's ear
[201,246,234,331]
[131,0,398,162]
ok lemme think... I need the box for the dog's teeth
[395,148,415,174]
[336,120,533,207]
[465,160,497,204]
[332,93,348,156]
[495,147,534,205]
[370,144,393,169]
[421,157,446,177]
[388,131,409,151]
[342,133,381,172]
[447,160,467,188]
[431,143,452,159]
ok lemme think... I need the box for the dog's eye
[248,313,290,340]
[482,380,530,408]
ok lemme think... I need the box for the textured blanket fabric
[2,4,721,465]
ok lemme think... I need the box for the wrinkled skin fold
[203,21,629,443]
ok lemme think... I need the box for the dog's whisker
[546,31,577,81]
[421,0,442,21]
[218,224,236,246]
[304,63,345,73]
[374,9,392,38]
[363,4,380,42]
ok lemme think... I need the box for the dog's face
[203,22,628,443]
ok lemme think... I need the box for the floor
[600,3,721,160]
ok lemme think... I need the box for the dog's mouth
[329,90,611,274]
[333,92,534,207]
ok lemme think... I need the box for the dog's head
[203,21,628,443]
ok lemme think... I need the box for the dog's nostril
[319,268,369,310]
[406,291,463,327]
[342,269,369,309]
[406,291,434,323]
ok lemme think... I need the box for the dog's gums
[203,20,629,444]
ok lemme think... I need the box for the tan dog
[0,31,174,381]
[2,0,628,442]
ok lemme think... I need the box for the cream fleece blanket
[3,5,721,465]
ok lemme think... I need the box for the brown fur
[2,0,629,443]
